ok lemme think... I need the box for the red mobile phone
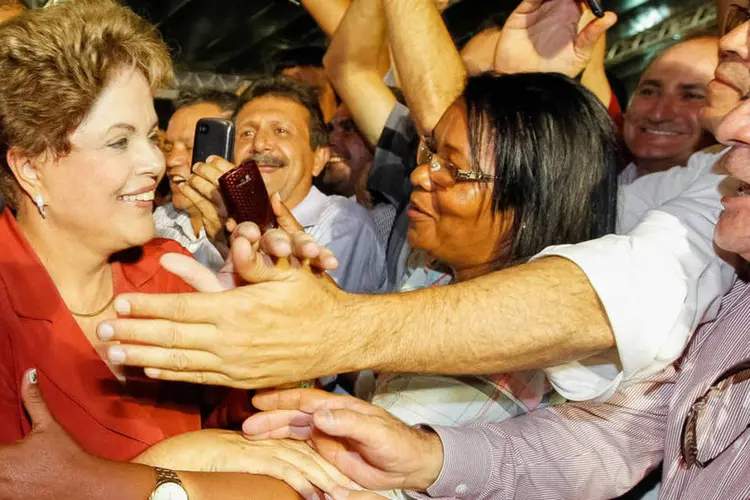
[584,0,604,17]
[191,118,235,166]
[218,159,278,232]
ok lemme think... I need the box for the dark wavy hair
[464,72,618,264]
[235,75,329,150]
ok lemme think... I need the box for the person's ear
[312,146,331,178]
[6,147,45,199]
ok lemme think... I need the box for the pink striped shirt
[413,278,750,500]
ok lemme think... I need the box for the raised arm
[580,33,613,106]
[382,0,466,135]
[323,0,395,147]
[300,0,351,38]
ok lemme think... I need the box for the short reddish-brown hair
[0,0,173,208]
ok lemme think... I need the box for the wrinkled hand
[243,389,444,494]
[0,370,108,500]
[134,429,359,500]
[98,235,355,388]
[493,0,617,78]
[159,205,339,294]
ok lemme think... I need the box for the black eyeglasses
[680,360,750,468]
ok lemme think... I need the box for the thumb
[271,192,304,233]
[231,234,289,284]
[160,253,225,292]
[575,11,617,56]
[21,369,55,433]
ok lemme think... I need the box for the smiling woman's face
[406,99,512,278]
[26,68,165,255]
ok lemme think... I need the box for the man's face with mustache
[233,95,329,210]
[702,0,750,133]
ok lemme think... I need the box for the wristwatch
[149,467,189,500]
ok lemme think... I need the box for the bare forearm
[580,36,612,106]
[84,461,300,500]
[382,0,466,135]
[343,257,614,375]
[301,0,350,38]
[323,0,395,146]
[182,472,302,499]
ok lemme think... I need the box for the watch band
[154,466,183,488]
[150,466,189,500]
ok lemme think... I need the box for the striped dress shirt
[414,277,750,500]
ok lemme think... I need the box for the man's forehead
[237,96,311,125]
[640,41,718,86]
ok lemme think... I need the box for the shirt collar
[161,203,204,243]
[290,186,329,229]
[0,208,164,320]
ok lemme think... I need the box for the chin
[120,219,157,250]
[715,215,750,257]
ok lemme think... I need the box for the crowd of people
[0,0,747,499]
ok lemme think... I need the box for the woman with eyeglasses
[363,72,618,498]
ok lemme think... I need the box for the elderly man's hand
[98,225,353,388]
[493,0,617,78]
[243,389,445,495]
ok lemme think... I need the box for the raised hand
[493,0,617,78]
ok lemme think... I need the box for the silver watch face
[152,482,189,500]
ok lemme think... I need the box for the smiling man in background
[153,89,239,271]
[620,37,719,184]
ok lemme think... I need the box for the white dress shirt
[619,162,639,185]
[153,203,225,273]
[535,146,736,402]
[292,186,386,294]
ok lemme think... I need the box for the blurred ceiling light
[631,5,672,34]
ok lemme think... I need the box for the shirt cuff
[407,425,494,499]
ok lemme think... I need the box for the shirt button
[455,484,468,496]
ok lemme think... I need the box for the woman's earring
[34,192,47,219]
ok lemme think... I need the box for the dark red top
[0,208,250,460]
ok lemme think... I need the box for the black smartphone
[191,118,235,166]
[584,0,604,18]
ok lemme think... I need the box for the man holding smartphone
[185,76,387,294]
[154,89,239,271]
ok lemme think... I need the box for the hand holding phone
[218,159,278,232]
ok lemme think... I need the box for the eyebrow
[679,83,707,92]
[106,121,159,134]
[639,80,662,88]
[237,117,296,130]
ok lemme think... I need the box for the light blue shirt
[292,187,386,294]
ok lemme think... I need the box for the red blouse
[0,208,249,460]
